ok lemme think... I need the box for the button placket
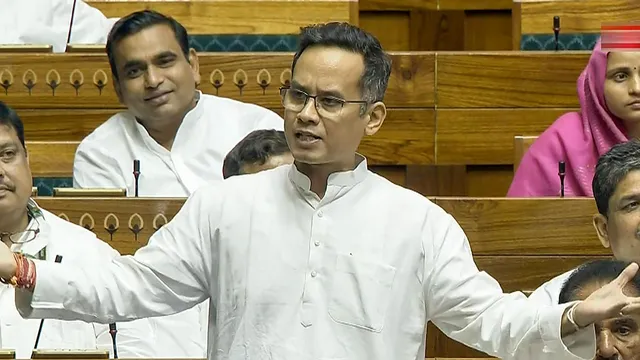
[300,208,327,327]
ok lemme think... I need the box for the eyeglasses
[0,217,40,245]
[279,87,368,118]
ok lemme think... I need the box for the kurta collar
[287,154,369,192]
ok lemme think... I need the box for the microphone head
[109,323,117,331]
[553,16,560,31]
[133,160,140,172]
[54,255,63,263]
[558,161,566,174]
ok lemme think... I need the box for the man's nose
[596,331,620,359]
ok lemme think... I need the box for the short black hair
[0,101,25,149]
[291,22,392,107]
[592,140,640,216]
[222,130,290,179]
[106,10,190,80]
[559,259,640,304]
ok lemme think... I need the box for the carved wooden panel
[36,198,186,255]
[0,53,435,109]
[36,197,603,257]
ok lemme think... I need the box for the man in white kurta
[1,201,158,359]
[529,140,640,305]
[73,90,284,197]
[5,21,636,360]
[71,10,282,357]
[0,0,118,52]
[0,102,155,358]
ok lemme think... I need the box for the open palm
[575,263,640,327]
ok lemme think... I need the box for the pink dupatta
[507,39,629,197]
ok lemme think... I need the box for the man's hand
[0,241,16,279]
[572,262,639,328]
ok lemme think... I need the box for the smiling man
[70,9,284,358]
[72,10,283,197]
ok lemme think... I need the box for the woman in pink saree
[508,40,640,197]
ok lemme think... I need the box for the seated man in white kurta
[0,0,118,52]
[5,22,640,360]
[72,10,283,198]
[529,139,640,304]
[0,102,156,358]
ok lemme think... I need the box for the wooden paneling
[27,141,78,177]
[359,12,411,51]
[0,53,435,109]
[436,108,571,165]
[35,197,185,255]
[465,165,512,197]
[409,10,465,51]
[22,108,434,173]
[359,0,437,11]
[362,109,435,165]
[439,0,510,10]
[434,197,602,255]
[463,11,512,51]
[88,0,357,34]
[515,0,639,35]
[37,197,603,257]
[359,0,510,11]
[436,52,588,108]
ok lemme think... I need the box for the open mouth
[295,131,321,142]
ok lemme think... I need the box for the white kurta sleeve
[528,271,572,305]
[16,186,219,324]
[72,142,127,190]
[255,109,284,131]
[423,212,597,360]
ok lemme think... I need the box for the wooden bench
[514,135,538,171]
[88,0,358,35]
[4,51,591,196]
[512,0,638,49]
[34,196,603,357]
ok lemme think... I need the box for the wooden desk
[512,0,639,49]
[88,0,358,34]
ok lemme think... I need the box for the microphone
[553,16,561,51]
[64,0,79,52]
[108,323,118,359]
[133,160,140,197]
[34,255,63,350]
[558,161,566,198]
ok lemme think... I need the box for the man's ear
[593,213,611,248]
[188,48,201,86]
[364,101,387,136]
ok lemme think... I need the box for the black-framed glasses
[279,87,368,118]
[0,217,40,244]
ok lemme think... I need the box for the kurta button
[311,270,317,277]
